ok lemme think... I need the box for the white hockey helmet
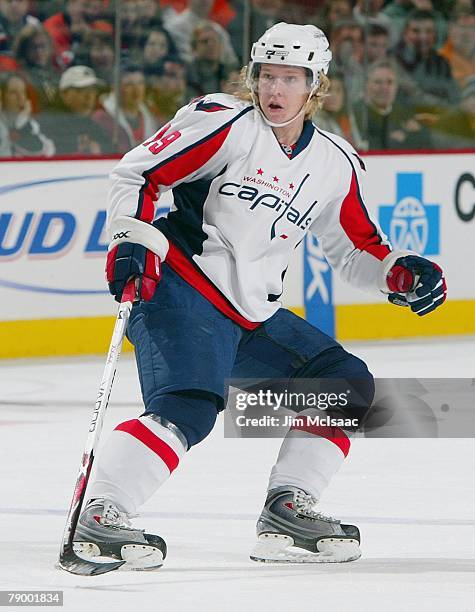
[246,22,332,91]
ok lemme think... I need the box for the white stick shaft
[60,294,133,553]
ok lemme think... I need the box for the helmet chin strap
[252,87,317,129]
[259,107,306,128]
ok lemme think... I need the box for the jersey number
[144,123,181,154]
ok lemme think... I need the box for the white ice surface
[0,336,474,612]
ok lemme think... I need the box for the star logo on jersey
[257,168,263,175]
[273,176,279,183]
[194,99,233,113]
[289,182,294,190]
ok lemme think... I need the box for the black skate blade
[58,542,125,575]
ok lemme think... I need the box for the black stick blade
[58,541,125,576]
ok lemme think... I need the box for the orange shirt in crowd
[439,39,475,88]
[44,12,112,58]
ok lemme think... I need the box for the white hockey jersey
[108,94,403,325]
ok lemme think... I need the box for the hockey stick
[57,280,136,576]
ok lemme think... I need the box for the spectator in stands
[439,9,475,89]
[44,0,111,66]
[137,0,162,27]
[0,72,55,156]
[220,68,241,95]
[142,25,178,73]
[313,71,363,148]
[227,0,283,63]
[76,29,114,85]
[39,64,113,154]
[352,0,392,31]
[31,1,63,22]
[330,20,365,104]
[394,9,458,114]
[13,24,60,111]
[185,21,229,100]
[163,0,237,68]
[365,24,392,63]
[382,0,415,46]
[121,0,144,53]
[0,86,12,156]
[0,0,39,52]
[84,0,110,23]
[433,76,475,148]
[278,0,317,24]
[160,0,236,28]
[453,0,473,12]
[93,64,158,152]
[325,0,352,35]
[353,60,432,150]
[146,59,187,123]
[410,0,447,48]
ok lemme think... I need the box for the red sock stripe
[115,419,180,472]
[290,423,351,457]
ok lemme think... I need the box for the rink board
[0,153,474,357]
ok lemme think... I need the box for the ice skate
[250,486,361,563]
[73,499,166,570]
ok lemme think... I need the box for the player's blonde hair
[233,66,330,119]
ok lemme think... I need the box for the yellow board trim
[0,316,134,359]
[335,299,475,340]
[0,300,473,358]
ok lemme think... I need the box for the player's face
[257,64,310,124]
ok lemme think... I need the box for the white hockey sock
[87,416,186,514]
[268,416,350,500]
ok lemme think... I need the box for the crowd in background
[0,0,474,157]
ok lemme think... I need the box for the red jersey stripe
[165,241,261,331]
[115,419,180,472]
[290,423,351,457]
[340,172,391,261]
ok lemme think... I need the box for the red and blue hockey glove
[106,242,161,302]
[387,255,447,316]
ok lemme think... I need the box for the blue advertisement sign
[303,234,334,338]
[379,173,440,256]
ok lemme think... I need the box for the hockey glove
[106,242,161,302]
[386,255,447,316]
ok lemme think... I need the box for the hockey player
[74,23,447,568]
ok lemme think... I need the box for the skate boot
[73,498,166,570]
[250,486,361,563]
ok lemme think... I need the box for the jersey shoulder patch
[189,93,251,114]
[193,98,233,113]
